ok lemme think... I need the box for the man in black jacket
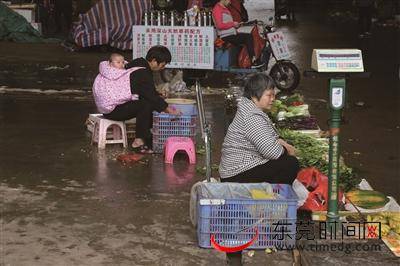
[104,46,179,153]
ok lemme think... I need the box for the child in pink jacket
[92,49,179,153]
[93,53,141,114]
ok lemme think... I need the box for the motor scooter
[258,19,300,92]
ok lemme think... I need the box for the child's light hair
[109,53,124,62]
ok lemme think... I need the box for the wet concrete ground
[1,1,400,265]
[1,95,299,265]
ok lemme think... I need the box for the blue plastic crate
[152,112,197,153]
[197,184,298,249]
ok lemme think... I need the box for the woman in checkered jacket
[219,73,299,183]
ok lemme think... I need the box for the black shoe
[131,144,154,154]
[251,60,265,69]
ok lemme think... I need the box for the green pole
[327,78,346,224]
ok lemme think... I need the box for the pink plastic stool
[164,137,196,164]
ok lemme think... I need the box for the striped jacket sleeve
[243,113,284,160]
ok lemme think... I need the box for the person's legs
[54,5,63,34]
[103,100,154,148]
[38,5,50,35]
[63,7,73,34]
[358,7,368,34]
[134,101,153,146]
[103,101,138,121]
[63,0,73,34]
[364,6,373,33]
[221,153,300,184]
[55,0,72,36]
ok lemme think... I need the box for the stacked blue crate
[152,112,197,153]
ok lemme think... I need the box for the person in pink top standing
[93,46,180,153]
[212,0,263,68]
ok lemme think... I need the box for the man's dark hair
[145,45,172,64]
[243,73,276,100]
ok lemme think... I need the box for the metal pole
[157,11,161,26]
[195,79,206,138]
[204,125,212,182]
[150,11,154,26]
[195,79,212,182]
[184,11,188,26]
[327,78,346,224]
[170,11,175,26]
[144,12,148,26]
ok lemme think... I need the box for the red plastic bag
[117,153,144,165]
[238,25,266,68]
[296,167,343,211]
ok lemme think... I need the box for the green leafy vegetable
[279,129,360,191]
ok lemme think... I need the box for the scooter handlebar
[240,19,258,26]
[240,19,274,32]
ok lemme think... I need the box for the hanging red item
[237,25,266,68]
[228,0,248,23]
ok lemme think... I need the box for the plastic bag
[296,167,343,211]
[189,180,274,227]
[292,179,308,207]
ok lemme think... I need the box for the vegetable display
[279,93,304,106]
[278,128,360,192]
[366,212,400,236]
[276,116,319,130]
[268,94,313,129]
[268,100,310,120]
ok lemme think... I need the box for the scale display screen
[311,49,364,72]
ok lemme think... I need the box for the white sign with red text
[132,25,215,69]
[267,31,291,60]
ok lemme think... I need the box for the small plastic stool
[91,115,127,149]
[164,137,196,164]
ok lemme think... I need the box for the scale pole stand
[326,78,345,224]
[303,70,370,224]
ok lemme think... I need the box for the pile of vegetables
[276,116,319,130]
[366,212,400,236]
[269,100,310,121]
[279,129,360,192]
[268,93,315,130]
[279,93,304,106]
[346,212,400,237]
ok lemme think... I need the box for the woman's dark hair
[145,45,172,64]
[243,73,276,100]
